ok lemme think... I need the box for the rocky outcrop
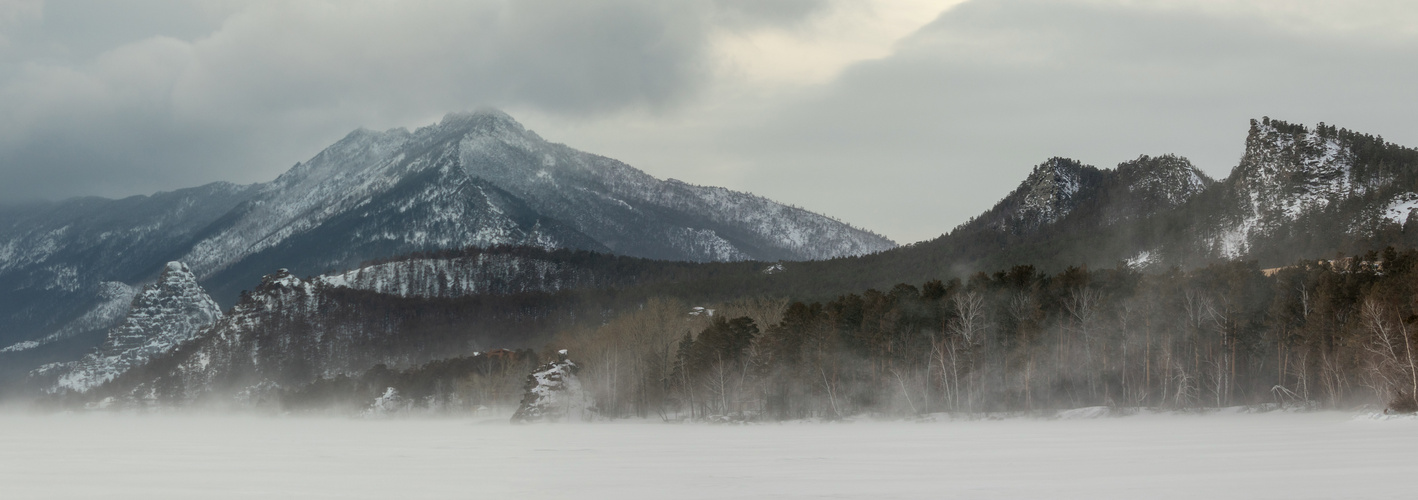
[511,350,591,423]
[45,262,222,393]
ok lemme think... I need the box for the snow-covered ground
[1,411,1413,499]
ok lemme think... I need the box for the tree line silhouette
[561,248,1418,420]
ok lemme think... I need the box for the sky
[2,0,1418,244]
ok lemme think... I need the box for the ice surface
[0,411,1413,499]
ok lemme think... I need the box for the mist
[3,410,1414,499]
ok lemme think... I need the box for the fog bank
[2,411,1413,499]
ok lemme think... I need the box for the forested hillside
[17,117,1418,418]
[883,118,1418,279]
[66,245,1418,417]
[554,247,1418,419]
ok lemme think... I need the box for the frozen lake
[2,410,1413,499]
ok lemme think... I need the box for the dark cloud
[6,0,1418,245]
[0,0,827,202]
[18,0,227,60]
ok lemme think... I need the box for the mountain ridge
[14,115,1418,406]
[929,117,1417,275]
[35,262,222,394]
[0,109,895,358]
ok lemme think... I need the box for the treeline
[562,248,1418,420]
[277,350,539,413]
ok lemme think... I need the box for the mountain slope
[1197,118,1418,262]
[0,183,257,352]
[51,117,1418,407]
[0,109,893,355]
[97,267,610,405]
[183,109,894,302]
[893,154,1217,275]
[35,262,222,394]
[895,118,1417,277]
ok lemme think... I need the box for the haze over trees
[560,250,1418,419]
[8,116,1418,419]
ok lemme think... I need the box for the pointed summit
[436,108,528,136]
[49,261,222,393]
[171,108,891,302]
[1207,116,1409,258]
[441,107,518,124]
[1115,154,1214,209]
[1017,158,1092,225]
[975,157,1105,234]
[0,108,892,354]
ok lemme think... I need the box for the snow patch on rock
[49,262,222,393]
[1382,192,1418,225]
[511,351,592,423]
[1211,119,1378,259]
[1125,250,1159,269]
[1016,158,1084,227]
[364,387,411,416]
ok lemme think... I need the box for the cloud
[711,0,1418,242]
[6,0,1418,247]
[0,0,827,202]
[711,0,831,30]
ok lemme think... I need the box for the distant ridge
[14,116,1418,404]
[902,117,1418,275]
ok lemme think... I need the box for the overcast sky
[3,0,1418,244]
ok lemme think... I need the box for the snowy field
[2,411,1415,499]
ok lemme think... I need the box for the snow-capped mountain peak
[438,108,528,133]
[174,108,894,303]
[0,107,894,368]
[966,154,1213,242]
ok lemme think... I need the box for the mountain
[889,154,1216,275]
[0,109,894,362]
[267,117,1409,312]
[87,267,597,406]
[17,115,1418,408]
[984,155,1212,237]
[894,118,1418,277]
[188,110,894,303]
[0,183,257,382]
[977,157,1103,233]
[30,262,222,394]
[1196,118,1418,263]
